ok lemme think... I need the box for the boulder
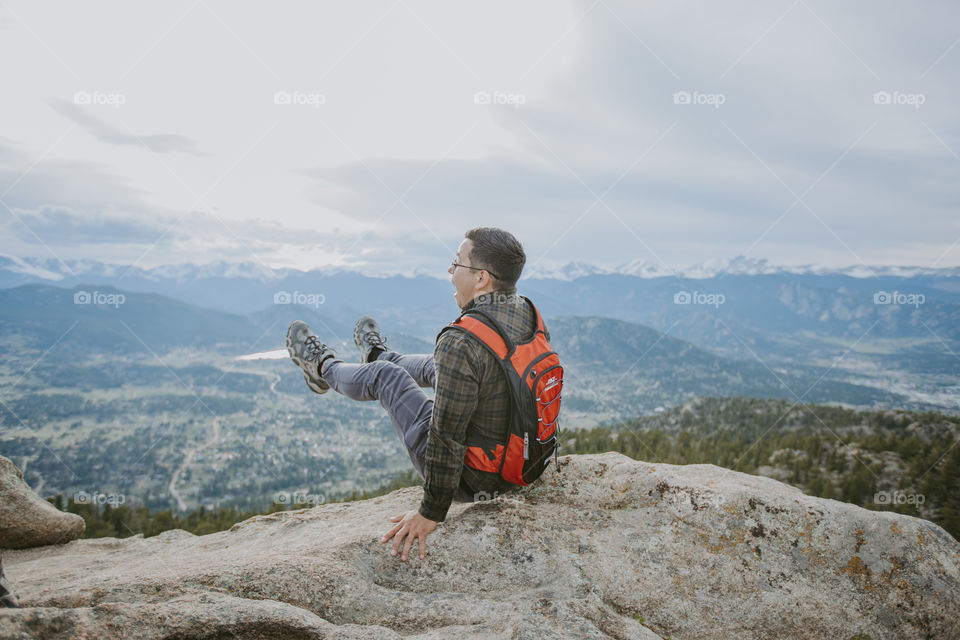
[0,456,85,549]
[1,453,957,639]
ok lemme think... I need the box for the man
[286,227,548,562]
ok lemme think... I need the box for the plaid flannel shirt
[419,288,550,522]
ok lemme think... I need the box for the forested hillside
[54,397,959,542]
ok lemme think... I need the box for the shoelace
[304,335,327,361]
[363,332,387,349]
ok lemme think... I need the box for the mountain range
[5,254,960,284]
[0,283,930,416]
[1,255,958,412]
[2,255,958,346]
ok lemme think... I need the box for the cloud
[47,98,204,155]
[2,1,958,273]
[295,0,960,270]
[0,138,357,270]
[9,205,170,244]
[0,138,156,215]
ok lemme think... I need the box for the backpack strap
[458,308,515,354]
[523,296,547,336]
[435,294,542,356]
[441,313,510,359]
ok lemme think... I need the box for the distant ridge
[4,253,959,285]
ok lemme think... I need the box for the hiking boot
[354,315,388,363]
[0,555,20,608]
[286,321,335,394]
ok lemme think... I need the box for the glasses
[450,261,502,281]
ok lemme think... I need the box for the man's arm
[419,330,481,522]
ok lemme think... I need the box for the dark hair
[465,227,526,289]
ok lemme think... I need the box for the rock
[0,593,402,640]
[0,556,19,608]
[0,456,85,549]
[1,453,958,639]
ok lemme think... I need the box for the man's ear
[476,270,492,290]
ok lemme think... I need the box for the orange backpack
[440,296,563,486]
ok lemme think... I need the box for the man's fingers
[401,533,415,561]
[388,514,403,522]
[381,523,402,543]
[391,529,406,556]
[417,535,426,560]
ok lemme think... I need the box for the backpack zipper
[523,432,529,460]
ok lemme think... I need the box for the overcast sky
[1,0,958,277]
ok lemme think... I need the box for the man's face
[449,238,480,309]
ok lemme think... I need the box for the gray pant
[321,351,472,501]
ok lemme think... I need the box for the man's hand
[380,510,437,561]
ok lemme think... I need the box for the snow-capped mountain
[614,258,674,279]
[523,260,614,281]
[0,255,300,284]
[4,253,960,291]
[525,256,960,281]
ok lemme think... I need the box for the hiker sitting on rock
[286,227,562,562]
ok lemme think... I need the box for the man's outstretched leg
[354,316,435,389]
[287,321,432,480]
[350,317,474,502]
